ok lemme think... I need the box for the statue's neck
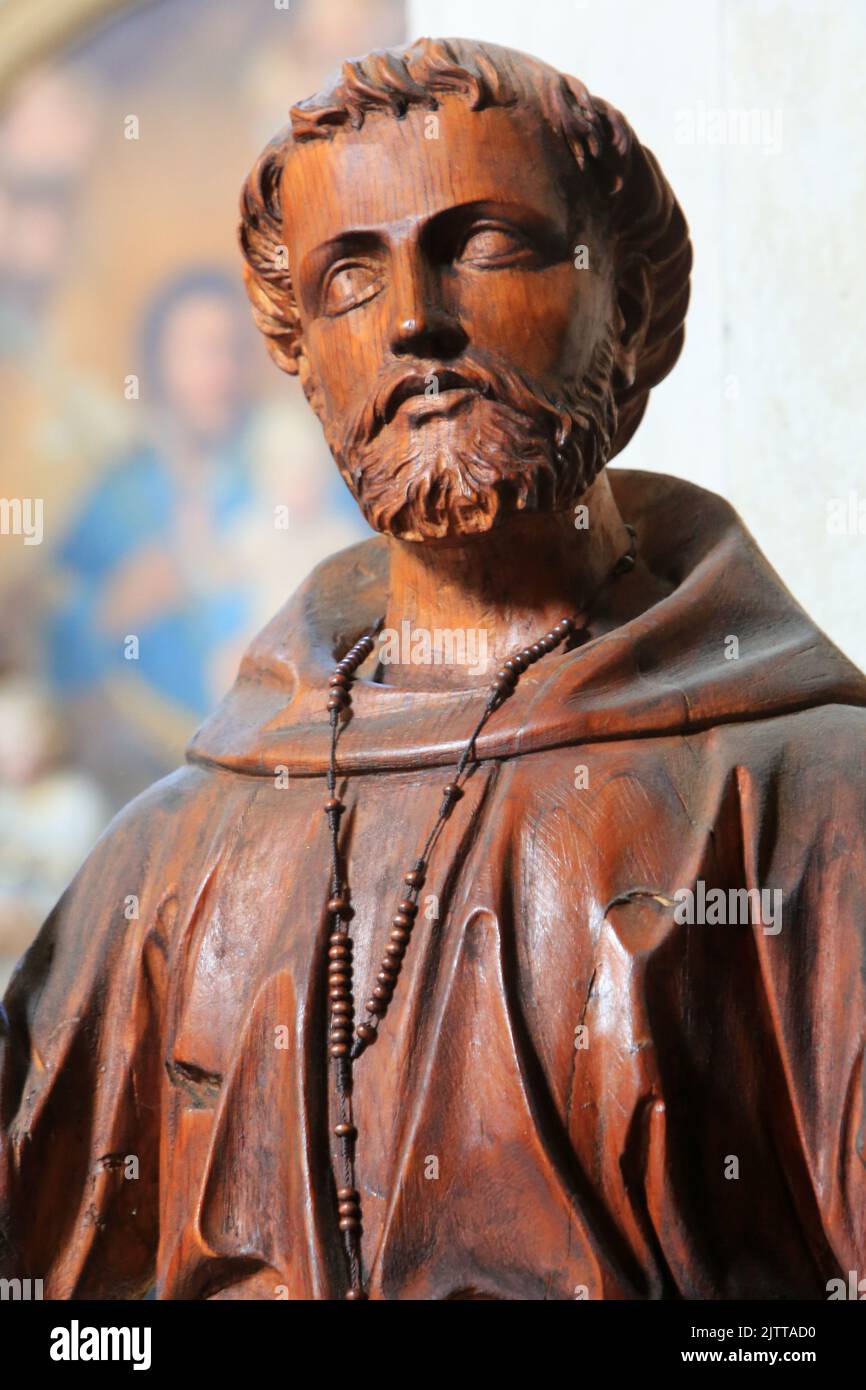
[365,472,635,691]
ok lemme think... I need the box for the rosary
[320,524,637,1298]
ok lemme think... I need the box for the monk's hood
[188,469,866,777]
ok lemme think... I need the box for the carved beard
[304,330,618,541]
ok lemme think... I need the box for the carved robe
[2,469,865,1300]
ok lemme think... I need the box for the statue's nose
[389,247,467,359]
[391,308,467,359]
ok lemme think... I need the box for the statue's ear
[275,334,303,377]
[612,253,652,391]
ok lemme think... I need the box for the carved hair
[238,36,692,458]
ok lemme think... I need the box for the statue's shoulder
[754,699,866,761]
[98,762,217,842]
[67,762,228,911]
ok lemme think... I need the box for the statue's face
[282,98,620,539]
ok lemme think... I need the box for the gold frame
[0,0,153,97]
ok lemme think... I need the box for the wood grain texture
[2,39,865,1299]
[2,470,865,1299]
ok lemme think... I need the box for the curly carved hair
[238,36,692,459]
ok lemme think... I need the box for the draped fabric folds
[2,470,865,1299]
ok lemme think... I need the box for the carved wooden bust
[2,37,865,1301]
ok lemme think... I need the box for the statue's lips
[401,386,480,424]
[383,369,486,426]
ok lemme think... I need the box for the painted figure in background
[2,39,865,1300]
[48,270,258,802]
[49,268,364,808]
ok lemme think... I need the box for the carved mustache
[347,354,574,453]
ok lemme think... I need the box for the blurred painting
[0,0,405,984]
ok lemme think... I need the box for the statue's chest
[161,745,741,1297]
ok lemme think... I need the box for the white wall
[407,0,866,671]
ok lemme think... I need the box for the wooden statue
[2,38,865,1301]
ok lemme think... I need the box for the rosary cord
[321,523,638,1299]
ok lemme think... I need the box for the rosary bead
[321,562,635,1303]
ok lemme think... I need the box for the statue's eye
[322,262,382,316]
[457,224,532,268]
